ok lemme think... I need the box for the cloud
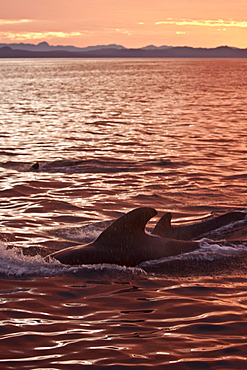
[114,28,132,35]
[0,31,83,41]
[155,19,247,28]
[0,19,33,25]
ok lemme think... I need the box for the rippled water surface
[0,58,247,368]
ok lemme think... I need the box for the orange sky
[0,0,247,48]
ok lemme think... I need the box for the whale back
[49,207,200,266]
[94,207,157,250]
[152,211,246,240]
[152,212,172,237]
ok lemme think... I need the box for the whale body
[152,211,246,240]
[50,207,199,266]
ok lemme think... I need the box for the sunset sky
[1,0,247,48]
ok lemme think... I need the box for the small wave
[49,220,113,243]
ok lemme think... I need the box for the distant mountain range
[0,41,126,53]
[0,42,246,58]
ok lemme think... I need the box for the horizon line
[0,41,246,49]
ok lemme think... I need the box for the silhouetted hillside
[0,42,125,52]
[0,44,246,58]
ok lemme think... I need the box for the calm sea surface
[0,58,247,369]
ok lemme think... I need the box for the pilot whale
[49,207,199,266]
[152,211,246,240]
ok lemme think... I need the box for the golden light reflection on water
[0,275,247,365]
[0,59,247,367]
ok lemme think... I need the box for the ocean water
[0,58,247,369]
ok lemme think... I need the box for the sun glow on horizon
[0,0,247,48]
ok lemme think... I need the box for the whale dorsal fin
[152,212,172,237]
[95,207,157,249]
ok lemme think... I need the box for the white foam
[0,242,64,277]
[199,238,246,255]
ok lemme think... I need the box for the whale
[152,211,246,240]
[49,207,199,266]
